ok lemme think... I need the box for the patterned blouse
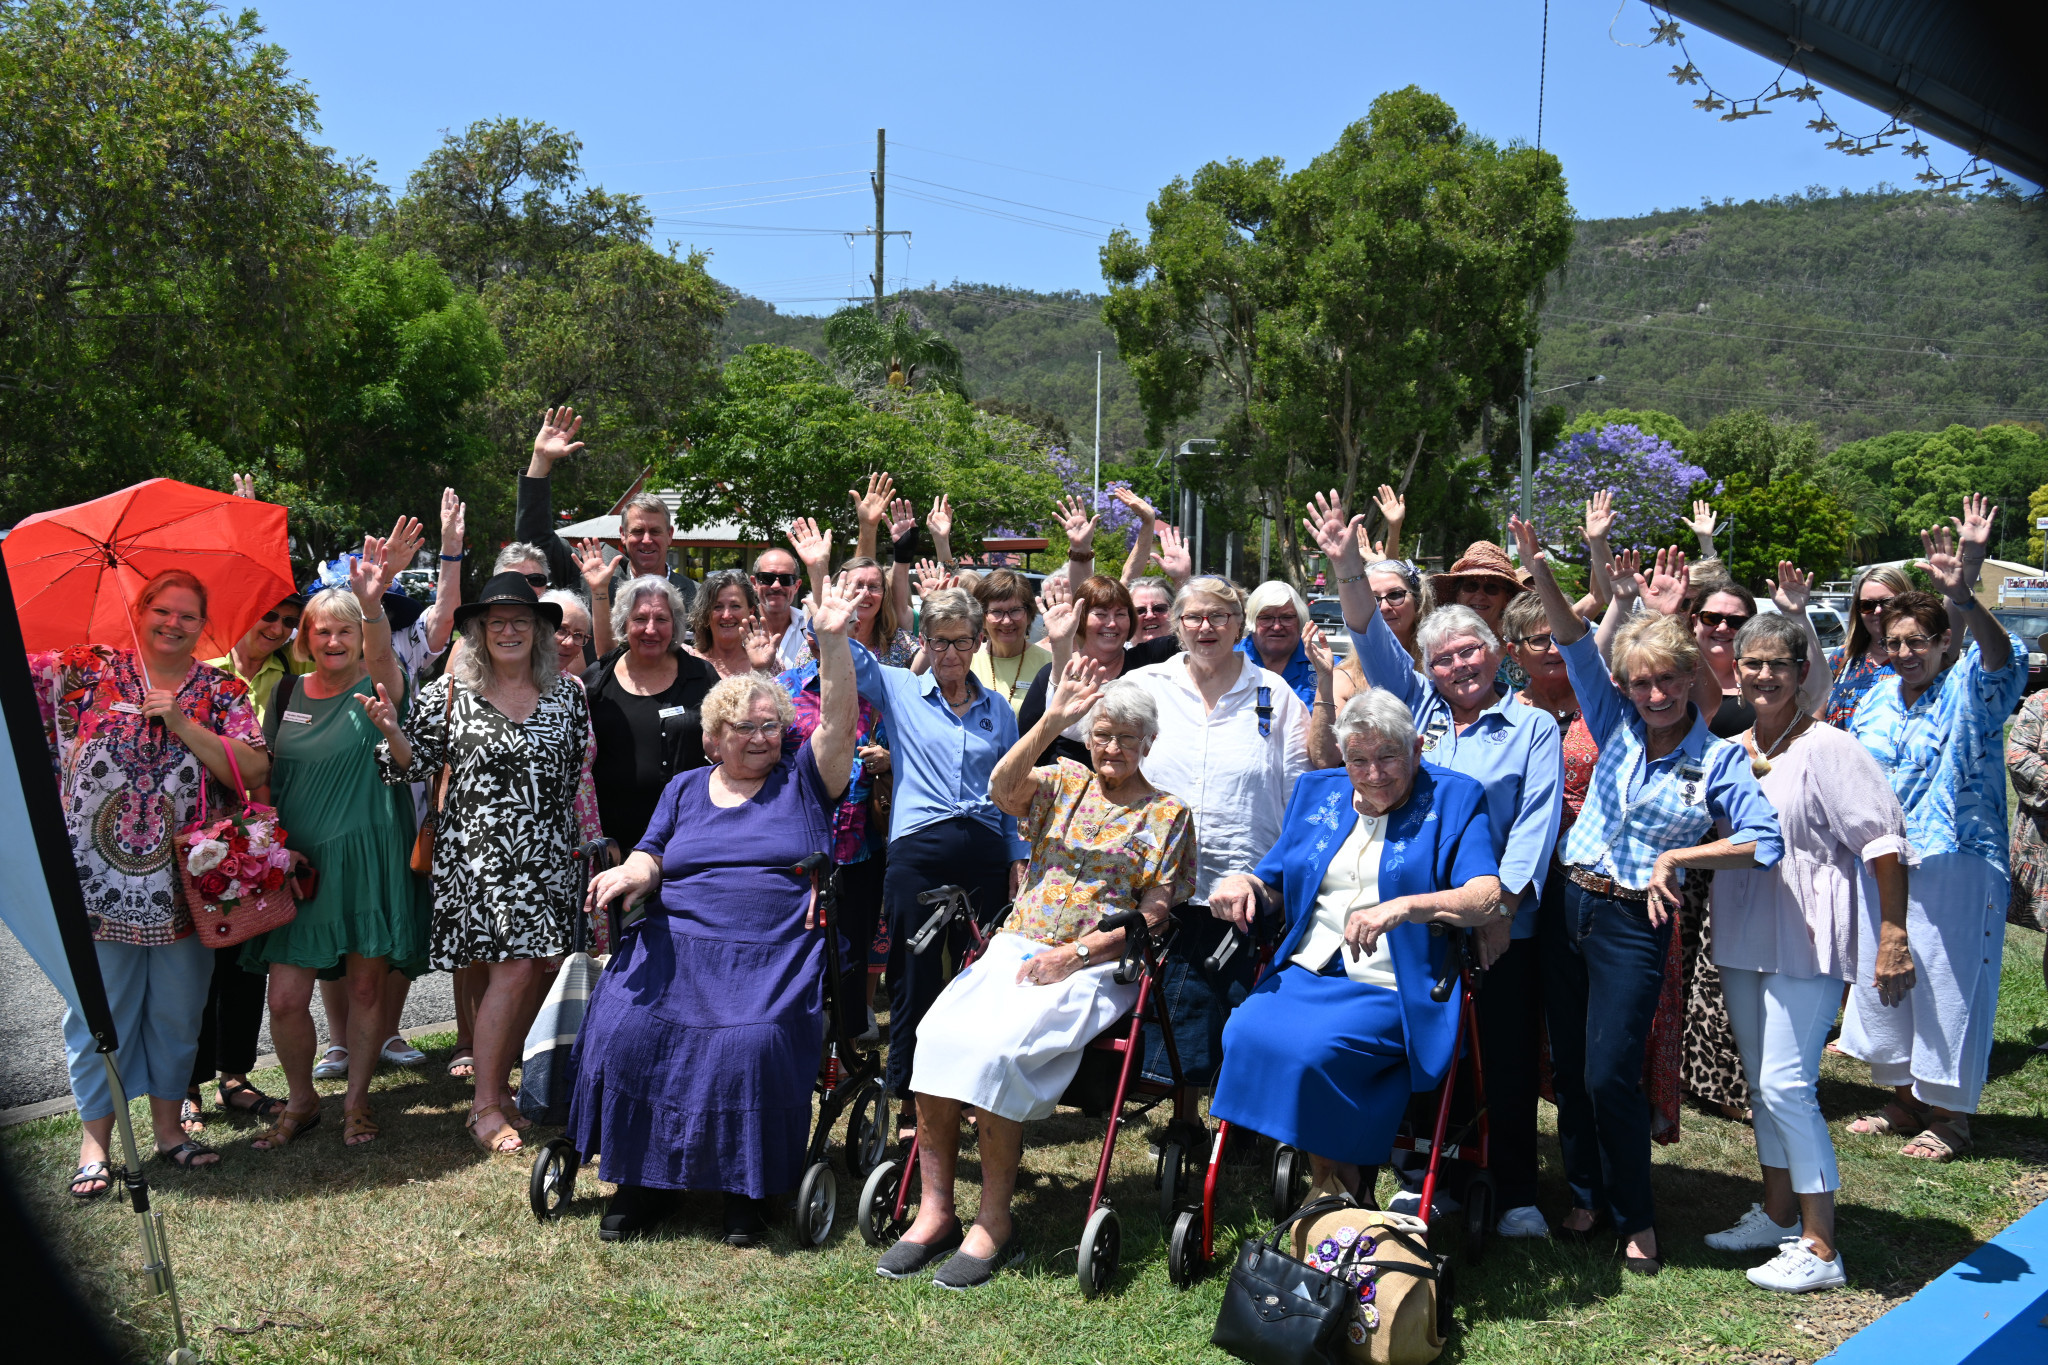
[2008,689,2048,931]
[1008,759,1195,944]
[1824,649,1893,730]
[778,657,888,864]
[1518,698,1598,836]
[30,646,264,945]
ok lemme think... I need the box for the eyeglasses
[519,573,548,589]
[1089,729,1145,751]
[1458,582,1512,598]
[1427,642,1488,672]
[727,721,783,739]
[1512,633,1557,652]
[1884,634,1938,654]
[556,628,591,646]
[1134,604,1171,618]
[1736,656,1798,676]
[1857,597,1892,615]
[1345,752,1409,774]
[985,606,1027,622]
[260,610,302,630]
[924,636,977,654]
[1696,609,1750,631]
[1624,671,1687,696]
[752,572,799,588]
[146,605,202,628]
[486,617,534,635]
[1180,611,1239,629]
[1372,588,1411,608]
[1254,612,1298,628]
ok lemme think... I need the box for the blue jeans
[1542,881,1673,1237]
[1140,904,1255,1087]
[63,934,214,1120]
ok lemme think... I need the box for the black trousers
[1474,932,1542,1210]
[829,850,886,1043]
[881,817,1011,1099]
[189,948,267,1088]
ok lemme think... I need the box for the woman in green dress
[242,539,426,1149]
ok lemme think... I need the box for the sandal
[447,1049,476,1079]
[218,1078,287,1119]
[68,1161,114,1200]
[312,1045,350,1080]
[179,1091,206,1135]
[1901,1116,1972,1162]
[252,1104,322,1150]
[466,1104,523,1157]
[343,1106,380,1147]
[1848,1100,1927,1137]
[154,1139,221,1169]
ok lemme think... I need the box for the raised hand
[439,487,465,554]
[809,572,860,637]
[1582,488,1615,544]
[1302,620,1335,676]
[926,493,953,542]
[1052,494,1098,554]
[1766,561,1811,613]
[1609,547,1644,601]
[1640,545,1691,617]
[743,615,778,671]
[1919,524,1970,600]
[384,514,426,577]
[787,518,832,578]
[1680,499,1718,540]
[1044,654,1108,728]
[1951,492,1996,564]
[573,539,611,597]
[230,472,256,500]
[1372,483,1406,535]
[850,471,895,528]
[1302,490,1365,567]
[1506,514,1544,570]
[887,497,918,542]
[914,559,956,598]
[532,406,587,472]
[351,533,392,607]
[1355,528,1387,562]
[1036,588,1079,650]
[1153,523,1192,584]
[1109,485,1157,524]
[356,682,401,738]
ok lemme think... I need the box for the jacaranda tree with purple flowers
[1519,423,1711,563]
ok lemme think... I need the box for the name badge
[282,710,314,725]
[109,701,142,715]
[657,705,692,719]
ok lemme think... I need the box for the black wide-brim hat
[452,572,563,632]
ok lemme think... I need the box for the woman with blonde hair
[1825,564,1913,729]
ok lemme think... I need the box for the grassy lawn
[7,931,2045,1365]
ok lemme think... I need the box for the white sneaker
[1705,1202,1802,1252]
[1746,1238,1847,1293]
[311,1045,349,1079]
[1495,1205,1550,1238]
[380,1035,427,1067]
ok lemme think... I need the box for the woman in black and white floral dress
[368,573,588,1159]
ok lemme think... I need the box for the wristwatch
[1074,940,1092,964]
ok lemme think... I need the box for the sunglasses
[519,572,549,589]
[1696,609,1750,630]
[260,610,302,630]
[1134,604,1171,617]
[753,572,799,587]
[1373,588,1411,607]
[1857,597,1892,615]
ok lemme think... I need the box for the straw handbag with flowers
[176,739,298,947]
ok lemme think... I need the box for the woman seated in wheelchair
[564,576,863,1248]
[1208,689,1504,1206]
[876,658,1195,1288]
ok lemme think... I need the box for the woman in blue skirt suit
[1209,689,1505,1201]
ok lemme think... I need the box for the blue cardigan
[1254,763,1499,1093]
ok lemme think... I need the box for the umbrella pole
[101,1054,197,1365]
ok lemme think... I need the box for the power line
[891,174,1125,227]
[655,186,865,214]
[587,141,868,171]
[885,139,1143,196]
[1542,310,2043,361]
[1576,374,2048,421]
[1555,302,2035,348]
[1561,253,2048,309]
[641,170,868,197]
[893,186,1106,239]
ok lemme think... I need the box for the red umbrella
[4,478,294,660]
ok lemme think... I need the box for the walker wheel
[1268,1145,1306,1220]
[1156,1141,1187,1228]
[529,1138,579,1222]
[857,1159,903,1247]
[846,1082,890,1182]
[1463,1170,1496,1265]
[1436,1260,1458,1340]
[1167,1209,1201,1290]
[1077,1205,1122,1298]
[795,1161,838,1248]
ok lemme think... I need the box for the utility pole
[1092,351,1102,505]
[1517,347,1534,525]
[872,129,886,314]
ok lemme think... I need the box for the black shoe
[722,1192,767,1247]
[599,1184,669,1242]
[1623,1253,1663,1276]
[1556,1212,1609,1245]
[933,1233,1023,1290]
[876,1223,964,1279]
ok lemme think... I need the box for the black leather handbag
[1211,1195,1362,1365]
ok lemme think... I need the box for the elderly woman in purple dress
[567,574,862,1247]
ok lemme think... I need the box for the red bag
[176,738,299,948]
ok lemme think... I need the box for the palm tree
[822,306,967,395]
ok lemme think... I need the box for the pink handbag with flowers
[176,739,299,947]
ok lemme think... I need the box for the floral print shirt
[30,646,264,945]
[1824,648,1894,730]
[778,658,887,864]
[1007,759,1196,944]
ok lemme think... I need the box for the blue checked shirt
[1850,636,2025,876]
[1351,610,1562,937]
[1556,634,1781,890]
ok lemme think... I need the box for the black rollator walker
[528,847,891,1246]
[855,884,1200,1297]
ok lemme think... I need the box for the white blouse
[1290,810,1399,990]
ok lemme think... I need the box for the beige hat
[1434,541,1525,594]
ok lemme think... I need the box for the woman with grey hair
[583,575,715,852]
[690,569,779,679]
[1207,687,1504,1207]
[1241,580,1318,706]
[1313,484,1565,1237]
[366,572,590,1159]
[879,659,1195,1285]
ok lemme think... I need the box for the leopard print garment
[1678,870,1750,1112]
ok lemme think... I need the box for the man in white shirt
[752,545,810,671]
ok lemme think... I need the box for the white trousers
[1840,850,2005,1113]
[1720,968,1840,1194]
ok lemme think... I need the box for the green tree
[1886,424,2048,562]
[0,0,350,522]
[1689,409,1822,485]
[1713,473,1848,588]
[1562,408,1694,451]
[822,307,967,394]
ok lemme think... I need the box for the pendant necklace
[1745,713,1810,777]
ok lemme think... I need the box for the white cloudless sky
[250,0,2015,312]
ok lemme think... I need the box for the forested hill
[719,187,2045,456]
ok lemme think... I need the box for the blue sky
[255,0,2005,313]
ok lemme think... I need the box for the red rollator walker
[856,884,1202,1296]
[1173,920,1495,1289]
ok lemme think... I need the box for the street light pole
[1517,357,1605,529]
[1092,350,1102,507]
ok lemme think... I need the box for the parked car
[1993,610,2048,693]
[1753,601,1846,652]
[1307,596,1354,664]
[394,567,437,604]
